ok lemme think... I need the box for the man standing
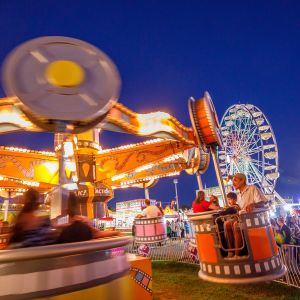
[136,199,162,218]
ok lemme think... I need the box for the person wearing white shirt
[136,199,162,218]
[233,173,268,212]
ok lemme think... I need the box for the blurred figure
[270,218,278,236]
[175,221,181,239]
[184,221,190,237]
[136,199,162,218]
[180,221,185,238]
[287,215,300,245]
[275,216,291,246]
[170,199,177,211]
[57,193,120,243]
[166,221,172,238]
[171,220,176,238]
[9,189,53,248]
[192,191,219,213]
[157,204,164,216]
[210,195,219,207]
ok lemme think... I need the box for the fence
[127,237,198,264]
[276,244,300,288]
[127,237,300,289]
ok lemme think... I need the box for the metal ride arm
[103,102,196,144]
[211,146,228,206]
[0,146,58,187]
[95,139,193,182]
[0,98,197,145]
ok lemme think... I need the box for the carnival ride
[0,36,221,299]
[0,35,286,298]
[217,104,286,204]
[0,36,215,221]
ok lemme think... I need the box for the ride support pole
[211,146,228,206]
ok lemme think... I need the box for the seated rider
[224,173,268,257]
[57,193,121,243]
[136,199,162,218]
[8,189,54,248]
[223,192,240,215]
[192,191,219,213]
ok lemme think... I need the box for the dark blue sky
[0,0,299,207]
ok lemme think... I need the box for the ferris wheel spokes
[218,103,279,195]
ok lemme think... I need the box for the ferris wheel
[217,104,279,195]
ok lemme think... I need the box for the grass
[152,262,300,300]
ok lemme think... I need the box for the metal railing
[276,244,300,288]
[127,237,198,264]
[127,237,300,289]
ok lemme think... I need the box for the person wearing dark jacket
[277,216,291,245]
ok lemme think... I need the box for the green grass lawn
[152,262,300,300]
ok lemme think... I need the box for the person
[275,216,291,246]
[287,215,300,245]
[171,220,176,238]
[224,192,240,214]
[223,192,241,257]
[166,221,172,238]
[210,195,219,207]
[270,218,278,236]
[170,199,177,211]
[184,221,190,237]
[192,191,219,213]
[175,221,181,239]
[180,221,185,238]
[224,173,268,257]
[157,204,164,216]
[232,173,268,212]
[57,193,120,243]
[8,189,54,248]
[136,199,162,218]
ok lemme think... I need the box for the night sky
[0,1,299,208]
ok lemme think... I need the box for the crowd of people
[271,215,300,246]
[166,220,189,239]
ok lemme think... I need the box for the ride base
[0,236,153,300]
